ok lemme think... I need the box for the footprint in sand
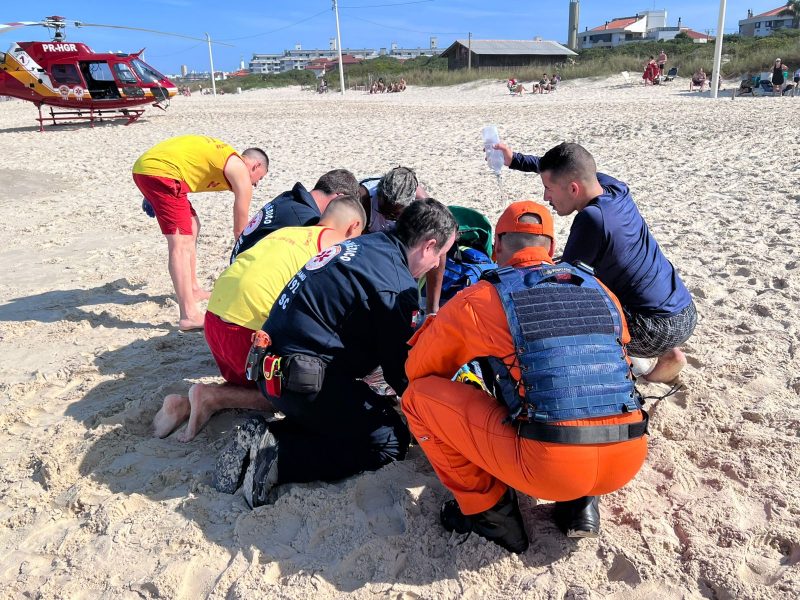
[739,533,800,587]
[607,553,642,585]
[353,478,406,536]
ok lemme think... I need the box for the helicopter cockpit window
[87,62,116,82]
[131,59,166,84]
[78,61,121,99]
[51,64,83,86]
[113,63,138,84]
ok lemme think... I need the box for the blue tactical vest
[484,262,642,425]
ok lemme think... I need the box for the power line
[345,13,467,35]
[340,0,435,8]
[148,42,205,58]
[218,9,330,41]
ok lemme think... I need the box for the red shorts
[204,311,256,387]
[133,173,196,235]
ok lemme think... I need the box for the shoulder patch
[305,245,342,271]
[242,211,263,236]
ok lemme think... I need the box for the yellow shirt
[208,226,329,330]
[132,135,239,193]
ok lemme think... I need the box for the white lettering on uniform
[338,240,359,262]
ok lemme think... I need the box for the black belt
[517,410,649,444]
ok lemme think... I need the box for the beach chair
[663,67,678,82]
[620,71,633,86]
[734,77,756,98]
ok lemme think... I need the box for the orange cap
[495,201,554,239]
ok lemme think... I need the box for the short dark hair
[321,192,367,226]
[394,198,457,251]
[242,147,269,169]
[538,142,597,183]
[313,169,359,197]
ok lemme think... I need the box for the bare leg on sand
[166,217,205,331]
[153,383,272,442]
[189,214,212,302]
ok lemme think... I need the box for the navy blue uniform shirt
[230,182,320,263]
[510,152,692,316]
[263,232,419,395]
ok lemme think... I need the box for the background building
[738,6,798,37]
[440,39,577,70]
[579,9,712,48]
[249,38,441,75]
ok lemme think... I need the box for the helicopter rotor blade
[75,22,234,47]
[0,21,47,35]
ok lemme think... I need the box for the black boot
[241,424,279,509]
[213,416,268,494]
[440,489,529,554]
[553,496,600,538]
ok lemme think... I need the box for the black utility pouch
[282,354,326,395]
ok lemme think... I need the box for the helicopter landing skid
[36,105,145,132]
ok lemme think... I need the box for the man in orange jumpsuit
[402,201,648,553]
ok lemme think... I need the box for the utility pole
[333,0,346,96]
[206,32,216,97]
[711,0,727,99]
[467,32,472,70]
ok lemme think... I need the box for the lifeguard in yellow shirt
[152,193,366,442]
[132,135,269,330]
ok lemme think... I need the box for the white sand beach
[0,76,798,599]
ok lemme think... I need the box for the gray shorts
[624,301,697,358]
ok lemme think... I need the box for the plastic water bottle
[482,125,505,175]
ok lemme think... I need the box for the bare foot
[178,313,205,331]
[177,384,216,442]
[153,394,191,438]
[644,348,687,384]
[194,288,212,302]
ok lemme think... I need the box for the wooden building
[440,39,577,70]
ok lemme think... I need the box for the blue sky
[1,1,787,74]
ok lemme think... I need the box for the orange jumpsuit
[402,247,648,515]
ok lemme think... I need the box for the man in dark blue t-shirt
[495,141,696,383]
[229,169,359,263]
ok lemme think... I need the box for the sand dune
[0,76,798,599]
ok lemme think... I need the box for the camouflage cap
[377,166,419,208]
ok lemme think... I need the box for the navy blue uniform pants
[262,373,410,484]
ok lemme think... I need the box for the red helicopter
[0,16,179,130]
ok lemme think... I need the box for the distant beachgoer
[538,73,551,93]
[690,68,707,91]
[643,57,659,85]
[772,58,786,92]
[657,49,668,76]
[132,136,269,330]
